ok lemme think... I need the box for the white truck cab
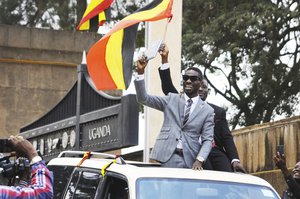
[47,151,280,199]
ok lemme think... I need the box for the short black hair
[185,67,203,80]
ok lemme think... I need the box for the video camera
[0,155,30,178]
[0,139,13,153]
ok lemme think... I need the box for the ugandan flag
[87,0,174,90]
[77,0,113,30]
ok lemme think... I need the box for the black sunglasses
[182,75,200,82]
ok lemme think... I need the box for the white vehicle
[47,151,280,199]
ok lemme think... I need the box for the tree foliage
[0,0,22,25]
[0,0,146,52]
[182,0,300,128]
[0,0,145,30]
[0,0,79,30]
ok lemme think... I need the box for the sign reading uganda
[20,94,139,161]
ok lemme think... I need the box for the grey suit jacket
[135,79,214,168]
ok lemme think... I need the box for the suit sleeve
[197,108,214,161]
[218,109,239,161]
[158,68,179,95]
[134,79,169,111]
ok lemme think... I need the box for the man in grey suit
[135,56,214,170]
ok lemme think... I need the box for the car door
[63,168,103,199]
[97,172,129,199]
[47,165,75,199]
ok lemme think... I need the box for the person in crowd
[0,135,53,198]
[135,55,214,170]
[158,43,246,173]
[274,152,300,199]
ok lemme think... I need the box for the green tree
[182,0,300,129]
[0,0,146,30]
[0,0,23,25]
[0,0,146,50]
[0,0,76,29]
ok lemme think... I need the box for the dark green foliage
[182,0,300,128]
[0,0,146,31]
[0,0,77,29]
[0,0,23,25]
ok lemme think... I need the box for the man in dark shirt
[157,43,246,173]
[274,152,300,199]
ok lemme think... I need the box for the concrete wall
[232,115,300,195]
[0,24,100,138]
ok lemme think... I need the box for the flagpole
[75,51,86,150]
[143,3,150,162]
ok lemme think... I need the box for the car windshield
[136,178,279,199]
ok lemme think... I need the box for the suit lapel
[178,95,185,125]
[188,98,205,123]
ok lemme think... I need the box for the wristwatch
[30,156,42,165]
[196,156,204,163]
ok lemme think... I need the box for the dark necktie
[183,99,193,125]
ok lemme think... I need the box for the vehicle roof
[48,156,274,189]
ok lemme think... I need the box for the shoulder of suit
[208,102,226,112]
[168,92,179,97]
[202,102,214,112]
[167,93,183,100]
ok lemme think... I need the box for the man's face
[183,70,201,98]
[292,162,300,180]
[199,79,209,101]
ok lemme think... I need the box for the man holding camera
[274,152,300,199]
[0,135,53,198]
